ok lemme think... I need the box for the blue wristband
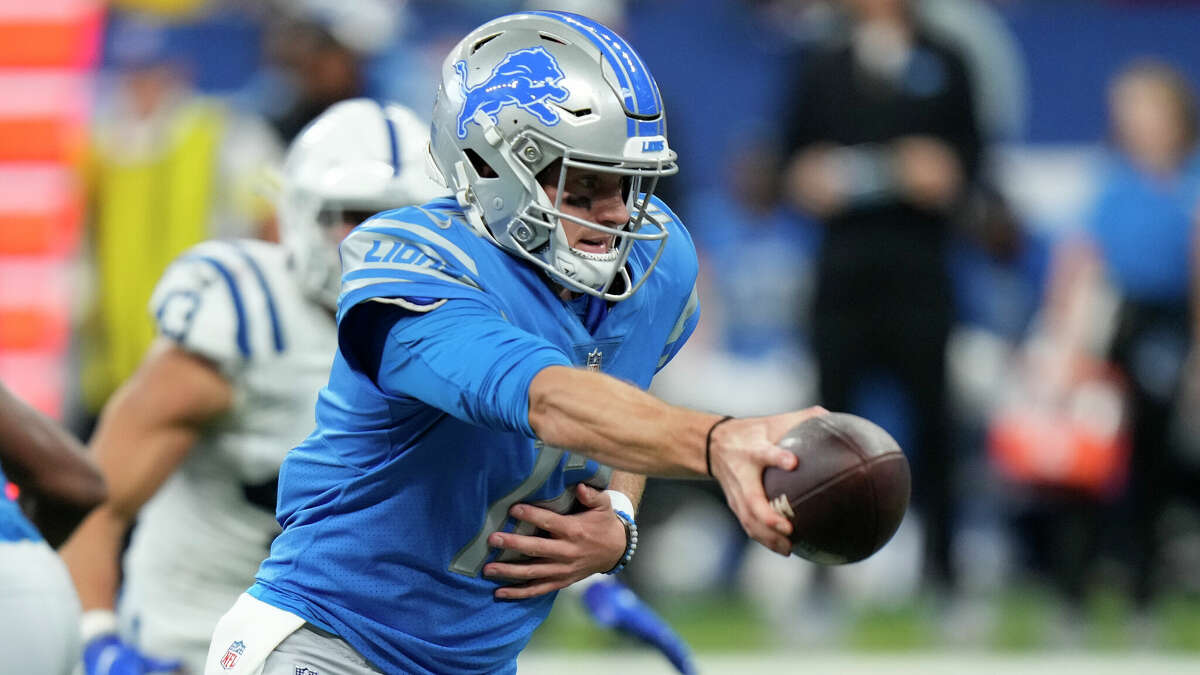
[606,510,638,575]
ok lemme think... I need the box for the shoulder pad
[151,240,289,372]
[336,204,493,323]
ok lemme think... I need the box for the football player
[59,99,446,675]
[205,11,823,675]
[0,381,106,674]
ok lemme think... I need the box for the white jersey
[120,239,337,671]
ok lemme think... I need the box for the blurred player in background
[59,99,444,675]
[1036,60,1200,613]
[0,382,105,674]
[206,11,822,674]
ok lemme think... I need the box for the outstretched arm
[0,382,106,546]
[60,339,232,613]
[529,365,825,555]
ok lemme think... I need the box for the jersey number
[448,444,598,576]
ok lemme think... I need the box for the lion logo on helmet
[455,46,570,139]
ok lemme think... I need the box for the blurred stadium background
[4,0,1200,672]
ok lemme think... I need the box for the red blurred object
[0,0,99,420]
[0,1,104,68]
[988,359,1131,497]
[0,165,85,256]
[4,482,19,501]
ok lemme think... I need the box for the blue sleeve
[647,197,702,373]
[656,284,700,372]
[348,298,573,437]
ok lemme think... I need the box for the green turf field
[525,585,1200,673]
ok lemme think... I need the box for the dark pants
[1109,299,1191,608]
[812,297,955,591]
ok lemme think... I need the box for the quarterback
[59,99,446,675]
[207,11,822,675]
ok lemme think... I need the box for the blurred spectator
[1035,59,1200,611]
[258,0,403,142]
[917,0,1028,144]
[780,0,982,596]
[76,14,280,429]
[77,14,282,432]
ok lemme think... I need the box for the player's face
[541,165,630,255]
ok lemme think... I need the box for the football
[763,413,910,564]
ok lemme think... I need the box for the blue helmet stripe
[637,118,663,137]
[524,11,662,136]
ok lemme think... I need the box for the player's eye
[563,194,592,209]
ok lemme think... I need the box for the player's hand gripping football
[483,483,626,600]
[707,406,829,556]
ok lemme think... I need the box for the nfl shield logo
[586,348,603,372]
[220,640,246,670]
[295,668,319,675]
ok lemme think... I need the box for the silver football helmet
[429,11,678,301]
[279,98,448,308]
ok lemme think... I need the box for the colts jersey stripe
[232,242,286,353]
[184,255,252,358]
[379,99,402,176]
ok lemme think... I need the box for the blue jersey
[1086,153,1200,303]
[250,196,699,673]
[0,464,40,543]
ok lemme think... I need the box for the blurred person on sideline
[78,14,282,433]
[0,382,106,674]
[258,0,401,142]
[781,0,982,597]
[1034,60,1200,614]
[60,100,444,675]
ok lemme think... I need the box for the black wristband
[705,415,735,477]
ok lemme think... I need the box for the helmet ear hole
[464,149,499,179]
